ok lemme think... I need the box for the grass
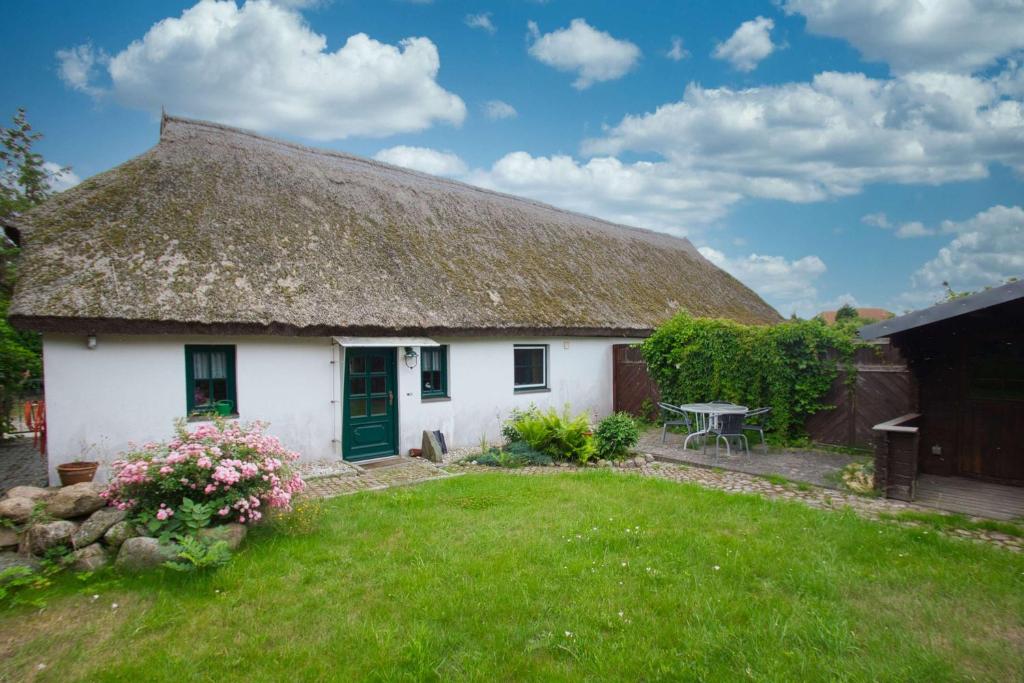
[877,509,1024,538]
[2,471,1023,681]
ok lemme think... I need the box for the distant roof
[9,115,780,336]
[859,280,1024,340]
[818,307,893,325]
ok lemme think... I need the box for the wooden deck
[915,475,1024,521]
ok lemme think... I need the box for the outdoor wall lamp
[403,346,418,369]
[86,334,97,350]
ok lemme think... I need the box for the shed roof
[9,115,780,337]
[859,280,1024,340]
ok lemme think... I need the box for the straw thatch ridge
[9,114,780,336]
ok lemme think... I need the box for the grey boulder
[115,537,180,572]
[19,520,78,556]
[5,486,51,501]
[198,523,247,551]
[70,543,109,572]
[102,520,139,551]
[0,527,19,548]
[0,497,35,523]
[72,508,127,548]
[46,483,106,519]
[0,551,41,573]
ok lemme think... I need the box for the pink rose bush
[103,420,305,526]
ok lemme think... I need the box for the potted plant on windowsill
[57,461,99,486]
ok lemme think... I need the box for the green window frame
[420,345,448,399]
[514,344,548,391]
[185,345,238,415]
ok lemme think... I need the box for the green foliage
[0,565,52,608]
[471,441,554,468]
[834,304,859,323]
[593,412,639,459]
[164,535,232,573]
[1,109,64,436]
[138,497,213,544]
[505,406,596,463]
[641,313,859,443]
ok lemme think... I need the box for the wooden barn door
[612,345,660,420]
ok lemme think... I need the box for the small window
[421,345,448,399]
[514,345,548,390]
[185,345,237,415]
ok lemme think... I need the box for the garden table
[677,402,748,451]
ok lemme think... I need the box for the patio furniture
[709,412,749,456]
[677,402,748,451]
[742,407,771,454]
[658,402,695,444]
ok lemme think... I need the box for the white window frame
[513,344,548,390]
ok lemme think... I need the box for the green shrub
[164,535,232,572]
[641,313,858,444]
[504,407,596,463]
[594,412,640,459]
[471,442,554,468]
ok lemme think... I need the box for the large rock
[70,543,109,572]
[198,523,247,551]
[102,520,138,551]
[115,537,180,572]
[19,520,78,556]
[0,527,18,548]
[46,483,106,519]
[5,486,51,501]
[72,508,126,548]
[0,551,41,573]
[421,430,444,463]
[0,497,35,523]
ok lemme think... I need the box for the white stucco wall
[42,333,642,484]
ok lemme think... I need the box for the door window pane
[370,355,386,373]
[370,376,386,394]
[349,355,365,374]
[370,397,387,416]
[349,398,367,418]
[350,377,367,396]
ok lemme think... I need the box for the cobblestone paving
[443,460,1022,552]
[303,457,451,499]
[639,429,863,488]
[0,436,47,491]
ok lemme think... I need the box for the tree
[1,109,65,436]
[834,303,859,324]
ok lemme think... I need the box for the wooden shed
[861,281,1024,509]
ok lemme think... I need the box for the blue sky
[3,0,1023,317]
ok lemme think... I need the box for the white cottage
[8,115,779,483]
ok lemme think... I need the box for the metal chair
[658,402,694,444]
[709,412,749,456]
[742,407,771,454]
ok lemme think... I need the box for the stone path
[638,429,863,488]
[0,436,47,491]
[443,460,1022,552]
[303,457,452,499]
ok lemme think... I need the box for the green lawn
[3,471,1023,681]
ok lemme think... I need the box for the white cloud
[465,13,496,34]
[585,69,1024,203]
[784,0,1024,74]
[56,0,465,140]
[483,100,518,120]
[698,247,828,317]
[43,162,81,192]
[373,146,467,176]
[666,36,689,61]
[55,43,106,96]
[465,152,747,231]
[527,18,641,89]
[712,16,776,72]
[862,212,935,238]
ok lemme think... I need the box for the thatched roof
[9,115,780,336]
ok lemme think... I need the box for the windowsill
[421,396,451,403]
[514,387,550,394]
[187,413,240,423]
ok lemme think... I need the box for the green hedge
[640,313,857,443]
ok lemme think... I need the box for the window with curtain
[185,345,237,414]
[420,345,448,398]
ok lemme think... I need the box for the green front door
[343,347,398,461]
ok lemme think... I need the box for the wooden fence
[611,342,914,450]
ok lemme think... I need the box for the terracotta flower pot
[57,461,99,486]
[409,448,422,458]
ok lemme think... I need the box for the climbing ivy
[640,313,859,444]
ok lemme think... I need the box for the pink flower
[218,506,230,516]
